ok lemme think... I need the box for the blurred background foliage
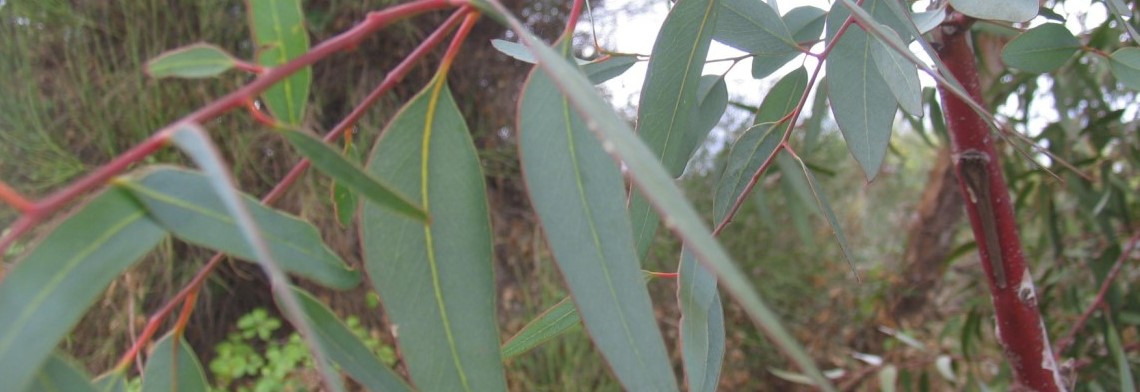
[1,0,1138,390]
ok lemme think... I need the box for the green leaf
[948,0,1037,23]
[491,38,537,63]
[796,158,858,277]
[714,122,781,220]
[140,333,208,392]
[144,43,237,79]
[1106,320,1136,392]
[713,0,797,54]
[630,0,720,261]
[677,250,725,392]
[92,372,127,392]
[165,124,345,392]
[26,353,97,392]
[749,7,822,80]
[361,75,507,392]
[825,0,899,180]
[784,6,827,44]
[755,67,808,125]
[289,287,413,392]
[1109,48,1140,90]
[279,128,428,223]
[870,27,922,117]
[1001,24,1080,74]
[518,38,678,391]
[583,55,638,84]
[690,74,729,157]
[249,0,310,125]
[331,142,362,227]
[479,1,835,388]
[500,297,580,361]
[0,189,167,392]
[911,9,946,35]
[117,166,361,290]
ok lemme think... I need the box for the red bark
[933,20,1066,391]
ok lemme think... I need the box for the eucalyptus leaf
[140,333,209,392]
[477,0,836,388]
[249,0,310,125]
[118,166,361,290]
[949,0,1037,23]
[1001,24,1080,74]
[0,189,167,392]
[362,75,507,392]
[870,26,923,117]
[1109,47,1140,90]
[519,38,678,391]
[145,43,237,79]
[25,353,96,392]
[825,0,898,180]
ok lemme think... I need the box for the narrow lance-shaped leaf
[754,67,808,125]
[825,0,899,180]
[582,55,638,85]
[473,1,836,389]
[796,156,858,277]
[518,37,678,391]
[751,6,823,79]
[870,26,922,117]
[630,0,720,262]
[677,249,726,392]
[685,74,729,165]
[140,333,209,392]
[287,287,413,392]
[0,189,168,392]
[279,128,428,223]
[166,124,345,392]
[500,297,580,361]
[145,43,237,79]
[712,0,796,55]
[116,166,361,290]
[25,353,97,392]
[1001,24,1080,74]
[249,0,310,125]
[681,121,782,391]
[362,75,507,392]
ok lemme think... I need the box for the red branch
[109,6,473,372]
[934,17,1065,391]
[0,0,455,258]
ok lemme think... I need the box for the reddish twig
[112,6,473,371]
[1055,232,1140,354]
[0,0,454,258]
[0,181,34,214]
[712,3,860,236]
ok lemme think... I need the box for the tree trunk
[888,148,963,325]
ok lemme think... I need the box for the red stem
[935,17,1065,391]
[111,7,472,371]
[0,0,454,258]
[1055,232,1140,354]
[0,181,34,213]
